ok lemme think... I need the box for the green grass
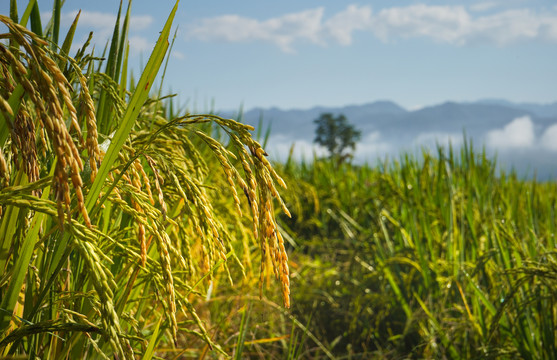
[276,143,557,358]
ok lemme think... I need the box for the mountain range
[224,99,557,178]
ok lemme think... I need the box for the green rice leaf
[142,318,162,360]
[29,0,42,36]
[10,0,18,23]
[233,305,251,360]
[51,0,61,47]
[114,0,131,84]
[85,0,180,213]
[0,169,26,278]
[95,1,123,133]
[19,0,36,26]
[58,9,80,67]
[0,177,51,330]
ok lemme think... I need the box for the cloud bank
[55,10,154,54]
[186,4,557,52]
[484,116,557,152]
[186,8,326,52]
[486,116,535,149]
[540,124,557,151]
[61,10,153,31]
[265,116,557,168]
[413,132,463,149]
[267,135,328,161]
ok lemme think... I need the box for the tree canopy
[313,113,361,161]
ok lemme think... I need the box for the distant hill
[236,100,406,138]
[236,99,557,140]
[474,99,557,118]
[223,99,557,179]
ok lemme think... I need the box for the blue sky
[3,1,557,111]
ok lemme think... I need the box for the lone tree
[314,113,361,161]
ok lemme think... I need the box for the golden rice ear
[66,57,100,183]
[10,111,39,196]
[146,156,167,221]
[0,15,91,229]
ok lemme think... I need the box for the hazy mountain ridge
[224,99,557,178]
[236,99,557,139]
[474,99,557,118]
[247,99,553,121]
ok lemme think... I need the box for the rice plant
[0,1,290,358]
[3,1,556,359]
[278,143,557,358]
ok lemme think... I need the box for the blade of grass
[51,0,61,48]
[85,0,180,212]
[10,0,18,22]
[414,293,461,360]
[29,0,42,36]
[95,0,123,133]
[253,296,336,360]
[0,178,51,330]
[114,0,131,85]
[58,10,80,69]
[0,169,26,279]
[119,43,129,98]
[233,304,251,360]
[19,0,36,26]
[142,318,163,360]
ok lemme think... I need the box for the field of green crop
[276,146,557,358]
[1,1,556,359]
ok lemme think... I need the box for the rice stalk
[1,2,293,358]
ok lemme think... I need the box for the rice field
[1,1,556,359]
[277,145,557,358]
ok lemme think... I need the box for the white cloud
[172,50,186,60]
[355,132,392,159]
[541,124,557,151]
[186,8,325,53]
[128,36,152,53]
[371,6,557,46]
[413,132,463,148]
[469,2,500,12]
[373,5,472,44]
[324,5,372,46]
[186,4,557,52]
[62,11,153,31]
[486,116,535,149]
[408,104,425,111]
[52,10,154,54]
[267,135,327,161]
[468,9,543,45]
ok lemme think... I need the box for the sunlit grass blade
[142,318,162,360]
[114,0,131,85]
[59,9,80,60]
[19,0,36,26]
[28,0,42,36]
[51,0,61,48]
[9,0,17,22]
[85,0,179,211]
